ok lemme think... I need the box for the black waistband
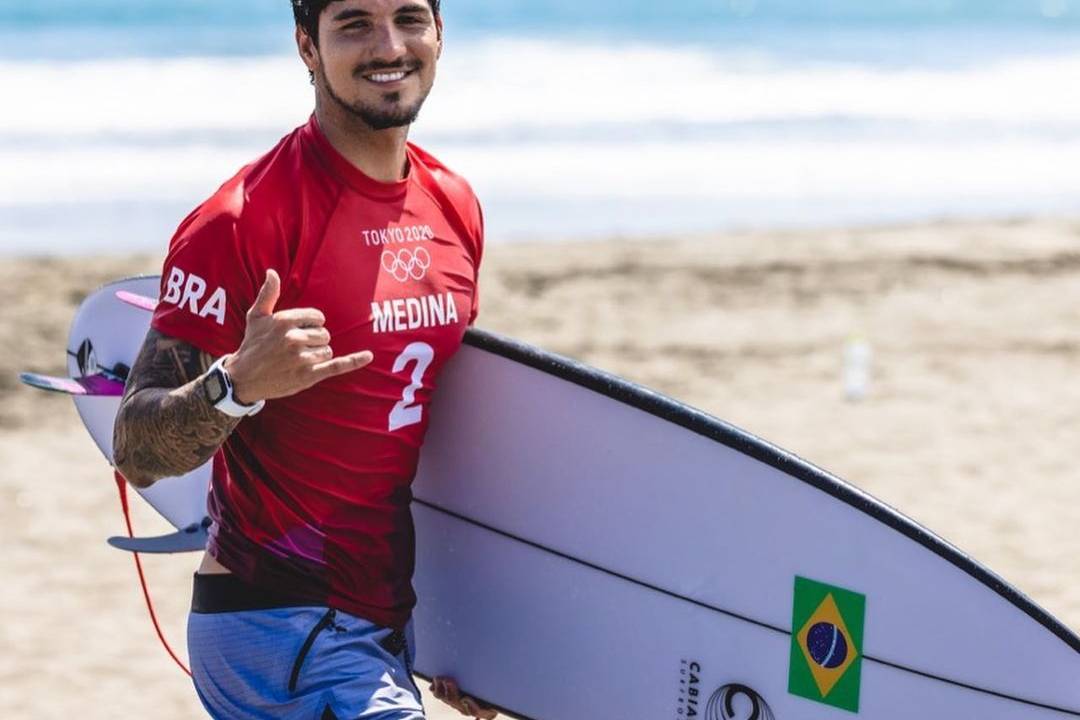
[190,573,409,656]
[191,572,318,614]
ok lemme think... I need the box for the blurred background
[2,0,1080,252]
[2,1,1080,718]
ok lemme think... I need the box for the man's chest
[292,194,477,357]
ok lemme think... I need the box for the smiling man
[112,1,495,718]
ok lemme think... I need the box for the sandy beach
[3,218,1080,718]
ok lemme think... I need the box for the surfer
[112,1,496,718]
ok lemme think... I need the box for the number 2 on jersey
[389,342,435,432]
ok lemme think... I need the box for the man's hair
[291,1,441,44]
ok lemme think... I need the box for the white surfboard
[56,276,212,533]
[38,277,1080,718]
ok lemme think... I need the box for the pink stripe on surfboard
[115,290,158,312]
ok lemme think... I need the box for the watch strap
[205,355,265,418]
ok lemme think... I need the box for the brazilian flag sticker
[788,576,867,713]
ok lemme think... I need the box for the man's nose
[369,21,407,61]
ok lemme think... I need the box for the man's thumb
[249,269,280,317]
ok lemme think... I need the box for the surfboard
[34,276,211,533]
[35,276,1080,718]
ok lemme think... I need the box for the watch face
[204,369,227,404]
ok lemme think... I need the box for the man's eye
[397,15,424,25]
[342,21,371,31]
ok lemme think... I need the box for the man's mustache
[353,60,422,78]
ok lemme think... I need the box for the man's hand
[430,677,498,719]
[225,269,373,404]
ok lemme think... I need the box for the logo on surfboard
[705,684,775,720]
[676,660,774,720]
[788,576,866,713]
[676,659,703,717]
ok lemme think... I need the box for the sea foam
[2,38,1079,252]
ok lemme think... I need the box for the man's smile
[362,67,418,86]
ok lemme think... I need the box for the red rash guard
[151,116,483,629]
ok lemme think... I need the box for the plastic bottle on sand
[843,336,872,402]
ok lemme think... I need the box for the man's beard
[319,61,430,131]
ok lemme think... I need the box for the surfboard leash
[112,471,192,677]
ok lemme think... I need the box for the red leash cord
[113,471,192,677]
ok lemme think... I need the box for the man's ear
[295,24,320,76]
[435,14,444,57]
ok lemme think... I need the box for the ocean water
[2,1,1079,253]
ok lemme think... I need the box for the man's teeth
[369,71,408,83]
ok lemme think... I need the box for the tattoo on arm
[113,329,240,488]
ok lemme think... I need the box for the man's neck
[314,99,411,184]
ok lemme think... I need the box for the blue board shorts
[187,573,425,719]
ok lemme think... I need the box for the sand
[4,217,1080,717]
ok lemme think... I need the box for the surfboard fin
[19,371,126,396]
[115,290,158,312]
[107,517,210,554]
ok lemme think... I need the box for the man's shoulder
[408,142,479,207]
[407,143,482,242]
[174,125,333,250]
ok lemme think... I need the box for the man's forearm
[114,383,239,488]
[113,330,240,488]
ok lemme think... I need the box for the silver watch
[202,355,265,418]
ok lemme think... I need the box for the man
[113,1,496,717]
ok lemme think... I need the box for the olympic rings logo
[381,248,432,282]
